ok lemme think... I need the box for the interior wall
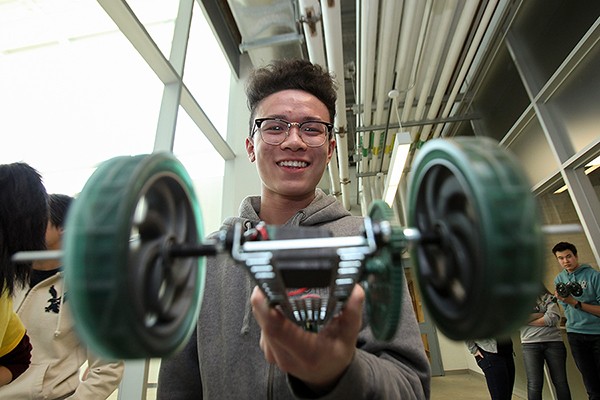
[222,54,262,220]
[436,333,470,371]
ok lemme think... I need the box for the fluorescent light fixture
[553,155,600,194]
[383,132,412,205]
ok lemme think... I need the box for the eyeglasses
[253,118,333,148]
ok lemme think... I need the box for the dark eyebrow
[263,115,330,123]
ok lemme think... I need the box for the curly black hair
[245,58,338,135]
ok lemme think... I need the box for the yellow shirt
[0,291,26,357]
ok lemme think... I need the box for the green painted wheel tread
[407,137,543,340]
[64,153,205,358]
[365,200,406,341]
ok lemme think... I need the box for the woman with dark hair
[0,162,48,386]
[0,193,124,399]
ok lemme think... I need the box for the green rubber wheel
[364,200,406,341]
[63,153,205,359]
[408,137,543,340]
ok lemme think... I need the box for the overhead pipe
[371,0,414,178]
[357,0,380,214]
[368,0,404,193]
[432,0,499,138]
[354,0,364,214]
[394,0,431,203]
[298,0,343,200]
[358,0,378,156]
[409,0,457,141]
[418,0,479,142]
[354,0,362,154]
[379,0,423,175]
[369,0,403,159]
[394,0,422,102]
[299,0,327,67]
[400,0,433,126]
[321,0,351,210]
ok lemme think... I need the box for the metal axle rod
[11,223,584,263]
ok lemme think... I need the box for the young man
[553,241,600,400]
[0,162,47,386]
[0,194,124,399]
[157,59,430,398]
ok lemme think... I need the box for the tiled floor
[431,371,525,400]
[109,367,526,399]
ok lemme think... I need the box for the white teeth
[278,160,308,168]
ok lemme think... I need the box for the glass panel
[510,1,600,94]
[173,106,225,234]
[183,1,231,136]
[586,158,600,269]
[470,44,529,141]
[506,117,557,186]
[546,40,600,155]
[446,118,475,137]
[591,158,600,209]
[125,0,178,57]
[0,3,161,196]
[0,0,116,51]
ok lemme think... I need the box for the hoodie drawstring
[240,276,253,335]
[54,271,65,337]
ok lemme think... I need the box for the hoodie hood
[571,263,594,276]
[220,188,351,233]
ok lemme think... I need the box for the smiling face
[246,89,335,203]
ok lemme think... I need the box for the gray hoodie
[158,189,430,399]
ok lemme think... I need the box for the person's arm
[573,301,600,317]
[67,351,124,399]
[528,314,549,327]
[0,366,12,386]
[0,332,32,386]
[157,326,202,399]
[527,312,544,324]
[528,299,560,327]
[465,340,479,355]
[555,293,600,317]
[252,283,429,399]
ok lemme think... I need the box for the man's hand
[555,291,576,306]
[251,284,365,394]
